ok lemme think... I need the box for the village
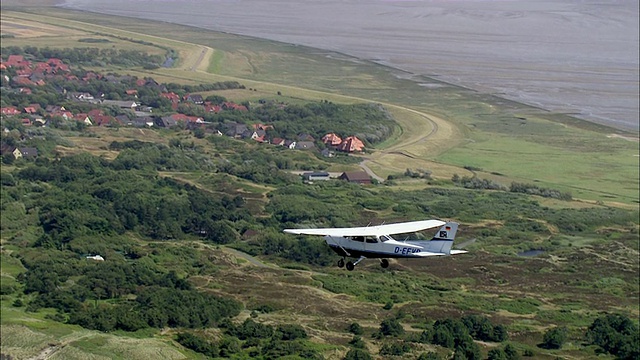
[1,53,373,183]
[0,55,365,158]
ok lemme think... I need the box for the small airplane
[284,219,466,271]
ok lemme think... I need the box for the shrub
[343,348,372,360]
[379,341,411,356]
[349,336,366,349]
[348,322,364,335]
[585,313,639,359]
[379,318,404,337]
[540,326,567,349]
[0,284,16,295]
[418,352,442,360]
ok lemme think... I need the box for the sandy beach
[46,0,640,131]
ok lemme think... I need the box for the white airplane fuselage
[325,235,428,259]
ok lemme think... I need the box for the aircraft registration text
[395,247,421,255]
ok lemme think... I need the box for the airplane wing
[284,219,446,237]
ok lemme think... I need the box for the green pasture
[1,11,167,56]
[438,132,639,204]
[0,34,165,57]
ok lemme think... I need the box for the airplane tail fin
[423,222,463,255]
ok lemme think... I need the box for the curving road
[358,161,385,183]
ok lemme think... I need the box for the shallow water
[517,250,545,257]
[61,0,639,131]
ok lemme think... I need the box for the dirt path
[190,47,212,72]
[223,247,272,268]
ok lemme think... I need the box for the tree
[232,318,273,340]
[487,348,507,360]
[175,332,219,358]
[585,313,639,359]
[418,352,442,360]
[432,328,455,349]
[343,348,372,360]
[493,325,509,342]
[379,341,411,356]
[2,154,15,165]
[454,337,482,360]
[204,220,240,244]
[192,127,205,139]
[348,322,364,335]
[276,324,308,340]
[349,336,366,349]
[540,326,567,349]
[379,318,404,337]
[205,94,227,104]
[503,344,520,360]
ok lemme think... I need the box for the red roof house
[1,107,20,115]
[271,137,286,146]
[87,109,104,118]
[23,106,39,114]
[204,104,222,113]
[93,115,116,127]
[223,102,248,111]
[337,136,365,153]
[161,92,180,103]
[5,55,31,69]
[322,133,343,146]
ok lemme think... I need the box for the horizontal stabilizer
[413,251,447,257]
[413,249,466,257]
[450,250,468,255]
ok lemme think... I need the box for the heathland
[0,2,638,360]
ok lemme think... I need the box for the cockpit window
[379,235,391,242]
[365,237,378,243]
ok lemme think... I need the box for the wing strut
[326,236,351,257]
[345,256,367,271]
[353,256,366,266]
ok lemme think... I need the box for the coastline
[4,0,639,133]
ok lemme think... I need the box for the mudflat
[53,0,640,132]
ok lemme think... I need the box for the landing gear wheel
[346,262,355,271]
[380,259,389,268]
[337,259,345,268]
